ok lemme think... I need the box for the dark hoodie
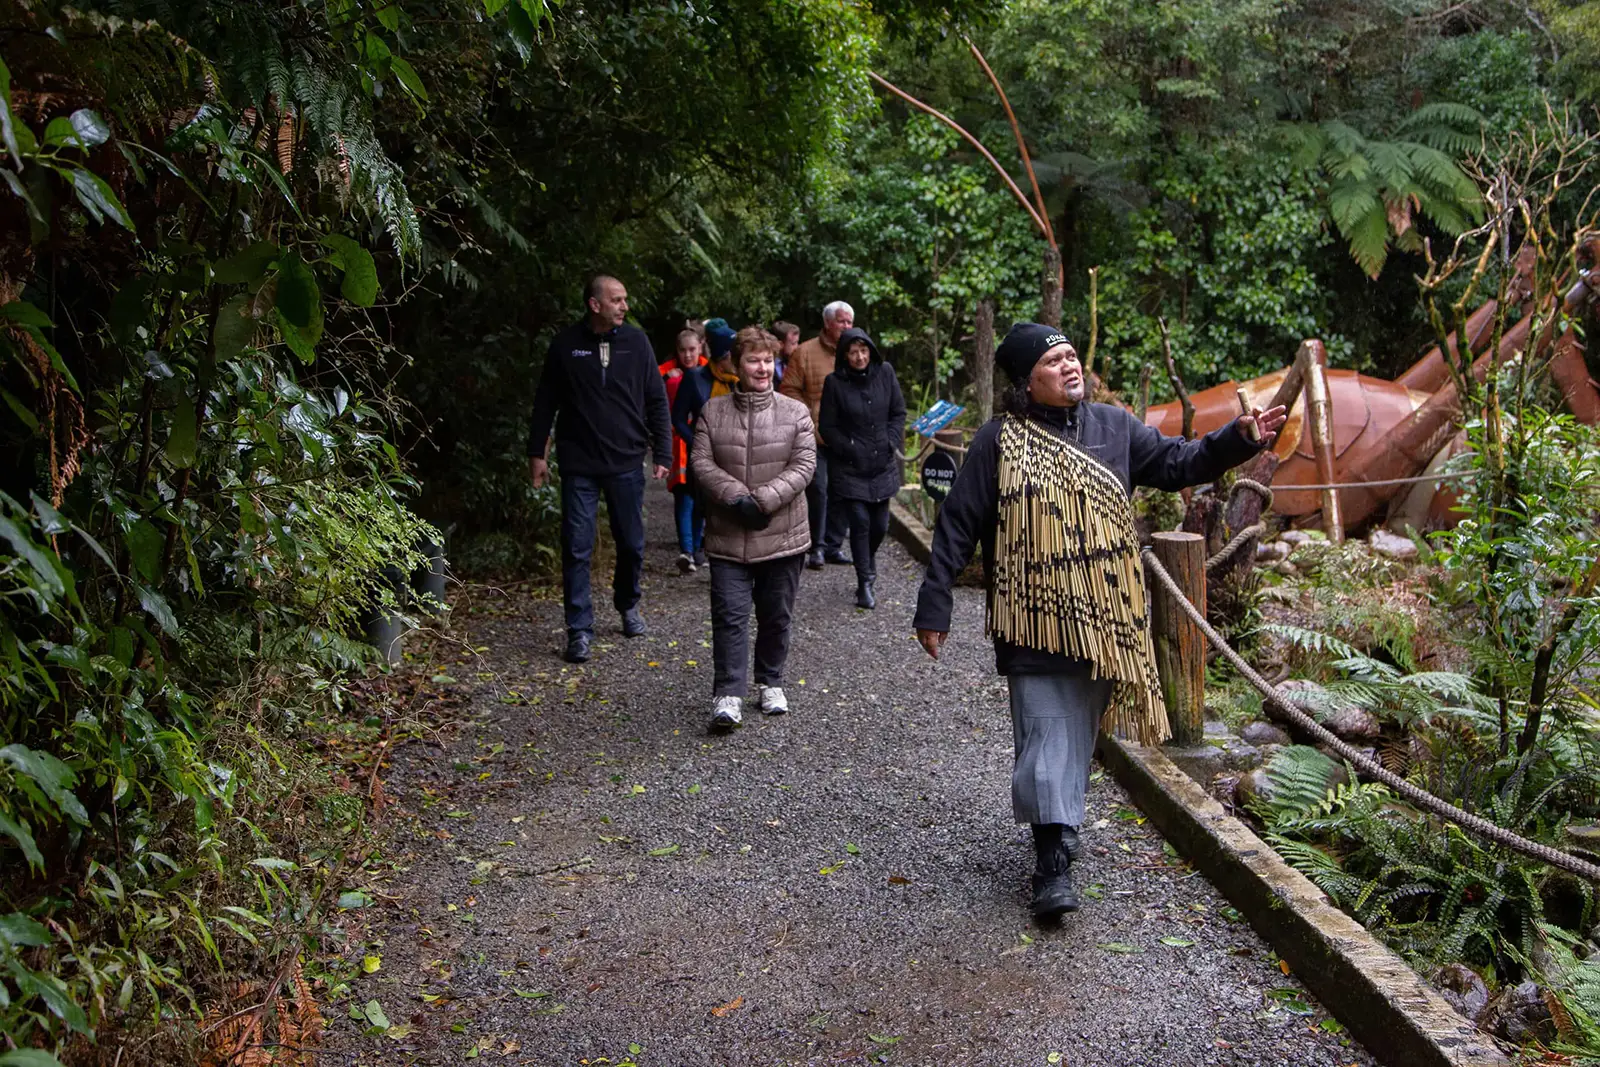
[818,327,907,502]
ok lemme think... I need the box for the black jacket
[819,328,907,502]
[527,320,672,477]
[913,401,1263,675]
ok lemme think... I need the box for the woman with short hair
[690,327,816,730]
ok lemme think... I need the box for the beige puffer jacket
[690,388,816,563]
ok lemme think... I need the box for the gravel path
[323,482,1375,1066]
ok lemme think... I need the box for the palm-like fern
[1281,103,1487,278]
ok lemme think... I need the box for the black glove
[733,495,770,529]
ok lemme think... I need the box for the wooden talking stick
[1236,386,1260,443]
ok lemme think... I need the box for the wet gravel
[323,482,1376,1066]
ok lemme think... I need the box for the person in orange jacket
[661,328,708,572]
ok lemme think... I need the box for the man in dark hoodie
[529,275,672,664]
[818,327,905,609]
[913,323,1285,919]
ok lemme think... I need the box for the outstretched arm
[1126,407,1277,492]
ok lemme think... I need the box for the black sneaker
[693,548,708,568]
[563,631,592,663]
[621,606,647,638]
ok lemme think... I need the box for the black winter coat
[913,401,1263,676]
[818,328,907,502]
[527,320,672,476]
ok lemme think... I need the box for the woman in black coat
[819,327,906,609]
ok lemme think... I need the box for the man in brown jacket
[780,300,853,568]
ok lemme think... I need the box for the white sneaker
[709,695,743,729]
[677,552,696,574]
[756,686,788,716]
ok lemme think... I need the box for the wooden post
[1149,531,1206,747]
[1300,345,1344,543]
[973,297,996,422]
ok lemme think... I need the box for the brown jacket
[690,389,816,563]
[779,334,835,441]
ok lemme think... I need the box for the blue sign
[912,400,965,437]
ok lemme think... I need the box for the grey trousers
[709,553,804,697]
[1008,669,1113,827]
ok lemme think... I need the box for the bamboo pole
[1301,345,1343,543]
[1149,532,1206,747]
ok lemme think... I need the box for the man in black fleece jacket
[528,275,672,663]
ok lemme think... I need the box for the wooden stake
[1301,346,1344,543]
[1149,532,1206,747]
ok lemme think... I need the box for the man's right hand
[529,456,549,488]
[917,629,947,660]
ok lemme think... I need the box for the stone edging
[1097,734,1508,1067]
[885,501,1508,1067]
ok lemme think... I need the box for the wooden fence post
[1300,345,1344,543]
[1149,531,1206,747]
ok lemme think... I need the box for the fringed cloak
[986,415,1170,745]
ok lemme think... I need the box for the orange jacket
[660,356,706,488]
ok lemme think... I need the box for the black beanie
[996,323,1071,384]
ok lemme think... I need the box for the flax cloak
[986,415,1171,745]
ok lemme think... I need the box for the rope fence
[1140,547,1600,884]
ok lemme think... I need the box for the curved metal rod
[868,71,1048,239]
[963,37,1055,249]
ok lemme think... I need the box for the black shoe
[621,607,647,638]
[806,549,825,570]
[693,548,708,568]
[1030,823,1080,918]
[563,631,592,663]
[1031,867,1081,918]
[855,579,876,610]
[823,550,852,565]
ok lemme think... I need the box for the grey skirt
[1007,668,1113,827]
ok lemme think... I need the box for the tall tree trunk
[1040,246,1062,327]
[974,297,995,421]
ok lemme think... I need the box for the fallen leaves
[710,995,745,1017]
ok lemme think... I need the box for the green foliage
[1280,106,1487,277]
[1258,746,1578,976]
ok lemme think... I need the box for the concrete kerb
[1099,734,1508,1067]
[888,497,932,565]
[885,504,1508,1067]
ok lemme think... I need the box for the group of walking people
[529,274,1285,918]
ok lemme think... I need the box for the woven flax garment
[987,415,1171,745]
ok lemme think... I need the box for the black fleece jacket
[912,401,1263,675]
[527,320,672,477]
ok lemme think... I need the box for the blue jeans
[560,466,646,637]
[672,487,704,555]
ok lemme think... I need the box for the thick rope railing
[1141,547,1600,883]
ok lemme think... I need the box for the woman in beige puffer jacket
[690,326,816,730]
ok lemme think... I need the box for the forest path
[322,480,1375,1066]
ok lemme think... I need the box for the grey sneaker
[756,685,788,715]
[709,695,743,730]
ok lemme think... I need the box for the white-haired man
[780,300,854,568]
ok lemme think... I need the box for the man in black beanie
[913,322,1286,920]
